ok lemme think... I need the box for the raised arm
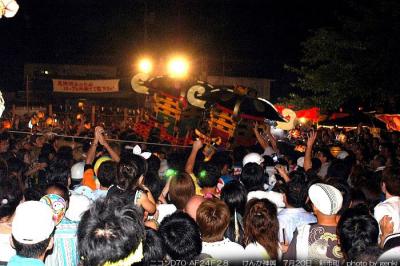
[85,127,100,165]
[97,128,120,162]
[304,130,317,171]
[185,139,203,174]
[252,122,269,150]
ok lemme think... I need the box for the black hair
[55,146,74,168]
[337,206,379,261]
[316,147,334,162]
[147,154,161,174]
[144,171,164,201]
[233,146,247,165]
[285,171,308,208]
[24,187,43,201]
[220,180,247,217]
[78,196,145,266]
[209,151,233,171]
[240,163,265,192]
[197,163,220,188]
[353,246,382,262]
[327,159,351,183]
[140,228,165,266]
[46,162,70,187]
[167,152,186,172]
[159,211,202,261]
[97,161,117,188]
[311,158,322,172]
[6,157,25,175]
[116,153,147,191]
[382,167,400,196]
[0,179,23,219]
[12,235,52,259]
[45,182,70,203]
[220,180,247,244]
[0,158,8,182]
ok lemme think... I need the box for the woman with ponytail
[107,152,156,214]
[243,198,281,260]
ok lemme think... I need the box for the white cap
[71,162,85,181]
[12,201,55,244]
[337,151,349,160]
[296,156,305,168]
[65,193,91,222]
[308,183,343,215]
[243,153,264,166]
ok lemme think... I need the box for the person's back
[42,184,79,266]
[374,167,400,236]
[197,199,244,261]
[278,172,316,244]
[284,183,344,263]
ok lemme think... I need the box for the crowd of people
[0,111,400,266]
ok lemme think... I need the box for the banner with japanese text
[52,79,119,93]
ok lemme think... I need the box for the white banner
[52,79,119,93]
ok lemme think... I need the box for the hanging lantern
[330,146,342,158]
[84,122,91,130]
[37,111,45,119]
[45,117,54,126]
[2,119,11,129]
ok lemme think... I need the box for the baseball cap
[65,193,91,222]
[12,201,55,244]
[71,161,85,181]
[40,194,67,225]
[296,156,305,168]
[308,183,343,215]
[243,153,264,166]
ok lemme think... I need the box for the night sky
[0,0,346,97]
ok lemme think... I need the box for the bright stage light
[299,117,307,124]
[167,57,189,78]
[138,58,153,74]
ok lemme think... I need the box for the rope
[7,130,192,148]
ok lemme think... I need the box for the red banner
[52,79,119,93]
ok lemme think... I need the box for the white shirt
[247,191,285,213]
[202,238,244,261]
[243,242,283,261]
[374,196,400,235]
[243,242,270,260]
[0,233,15,262]
[278,208,317,244]
[156,204,177,224]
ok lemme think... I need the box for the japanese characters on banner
[52,79,119,93]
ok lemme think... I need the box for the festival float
[131,57,286,148]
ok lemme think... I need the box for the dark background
[0,0,346,99]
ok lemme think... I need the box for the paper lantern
[0,0,19,18]
[37,111,45,119]
[330,146,342,158]
[45,117,54,126]
[2,119,11,129]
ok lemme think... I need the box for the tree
[287,0,400,113]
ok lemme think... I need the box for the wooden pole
[123,108,128,128]
[48,104,53,116]
[91,105,96,126]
